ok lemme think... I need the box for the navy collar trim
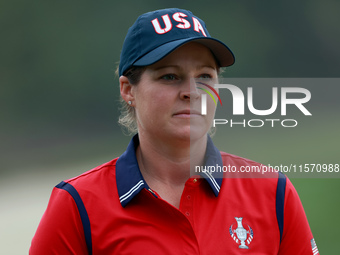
[116,134,223,207]
[200,135,223,196]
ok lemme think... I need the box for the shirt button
[187,195,191,200]
[185,212,190,217]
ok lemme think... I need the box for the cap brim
[133,37,235,68]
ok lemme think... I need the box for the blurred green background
[1,0,339,254]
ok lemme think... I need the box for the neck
[136,132,207,187]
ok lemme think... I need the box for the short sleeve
[30,186,88,255]
[278,178,319,255]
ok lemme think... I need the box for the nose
[180,78,200,100]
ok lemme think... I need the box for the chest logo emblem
[229,217,253,249]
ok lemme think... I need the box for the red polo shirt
[30,135,318,254]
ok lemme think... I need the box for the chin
[162,124,208,144]
[189,126,209,142]
[172,128,192,141]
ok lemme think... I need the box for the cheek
[135,87,173,118]
[206,99,217,119]
[203,91,217,112]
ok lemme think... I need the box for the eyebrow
[152,64,217,71]
[152,65,179,71]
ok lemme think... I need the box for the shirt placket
[180,177,201,227]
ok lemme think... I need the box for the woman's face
[132,42,218,144]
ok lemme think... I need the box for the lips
[173,109,201,117]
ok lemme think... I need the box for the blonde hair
[116,66,145,135]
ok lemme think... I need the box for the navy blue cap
[118,8,235,76]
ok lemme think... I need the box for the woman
[30,8,318,254]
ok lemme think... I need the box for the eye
[198,73,213,79]
[160,74,178,81]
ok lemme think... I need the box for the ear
[119,76,134,104]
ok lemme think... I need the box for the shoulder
[219,151,279,179]
[220,151,263,167]
[63,158,119,188]
[52,158,120,207]
[53,157,123,217]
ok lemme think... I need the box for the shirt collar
[116,134,223,207]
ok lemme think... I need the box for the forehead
[148,42,218,70]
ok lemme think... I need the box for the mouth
[173,109,202,118]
